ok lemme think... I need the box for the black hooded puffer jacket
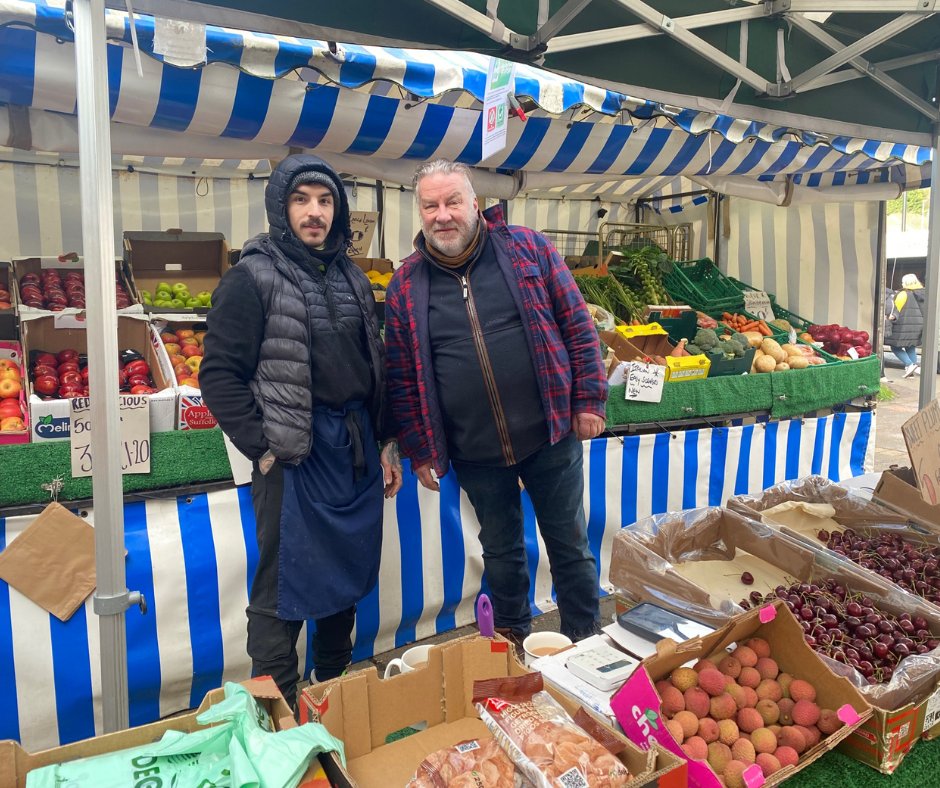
[200,154,387,464]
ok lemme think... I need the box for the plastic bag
[473,674,630,788]
[404,738,523,787]
[26,682,345,788]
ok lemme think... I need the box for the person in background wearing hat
[887,273,926,378]
[200,154,402,709]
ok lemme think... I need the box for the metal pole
[74,0,131,732]
[873,201,887,369]
[919,123,940,407]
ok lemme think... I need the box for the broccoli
[693,328,720,351]
[724,338,745,358]
[731,332,750,348]
[686,343,702,356]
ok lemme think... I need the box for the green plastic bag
[26,682,345,788]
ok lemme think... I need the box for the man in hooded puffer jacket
[200,154,402,708]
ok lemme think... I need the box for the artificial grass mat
[796,736,938,786]
[0,428,234,507]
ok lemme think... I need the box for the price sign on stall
[742,290,776,322]
[624,362,665,403]
[70,396,151,478]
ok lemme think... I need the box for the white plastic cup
[522,632,573,666]
[383,644,432,678]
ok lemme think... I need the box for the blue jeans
[890,346,918,367]
[451,433,600,640]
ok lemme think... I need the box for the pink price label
[742,764,765,788]
[758,605,777,623]
[837,704,861,725]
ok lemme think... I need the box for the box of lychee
[610,506,940,774]
[20,314,177,442]
[12,255,141,317]
[611,599,871,787]
[0,340,29,445]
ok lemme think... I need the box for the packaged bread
[405,737,522,787]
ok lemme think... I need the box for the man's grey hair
[412,159,476,199]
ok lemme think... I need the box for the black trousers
[247,462,356,707]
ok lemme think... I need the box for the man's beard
[427,212,478,257]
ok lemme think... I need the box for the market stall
[0,2,933,780]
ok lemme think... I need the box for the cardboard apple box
[0,262,17,340]
[12,256,141,317]
[151,317,217,431]
[0,676,333,788]
[611,600,872,788]
[299,634,687,788]
[20,314,177,441]
[0,340,29,445]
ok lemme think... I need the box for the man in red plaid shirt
[385,159,609,644]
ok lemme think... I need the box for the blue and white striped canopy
[0,0,931,199]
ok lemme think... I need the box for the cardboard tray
[151,317,218,431]
[20,314,177,441]
[0,677,319,788]
[299,634,687,788]
[0,340,29,445]
[612,600,872,788]
[123,230,229,315]
[12,256,140,317]
[0,262,16,340]
[874,466,940,534]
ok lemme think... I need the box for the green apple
[197,291,212,306]
[142,295,153,305]
[156,289,173,302]
[172,282,189,294]
[157,281,171,293]
[185,297,202,308]
[154,298,171,307]
[139,289,151,301]
[171,298,185,308]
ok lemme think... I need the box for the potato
[754,355,777,373]
[788,355,809,370]
[775,362,791,372]
[760,338,786,363]
[743,331,764,348]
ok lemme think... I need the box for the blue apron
[276,402,383,621]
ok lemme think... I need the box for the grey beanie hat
[287,169,340,203]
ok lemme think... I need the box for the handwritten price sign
[743,290,776,322]
[69,395,151,478]
[624,362,665,403]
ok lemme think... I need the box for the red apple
[182,345,203,358]
[0,378,22,398]
[57,349,79,364]
[164,343,181,357]
[0,416,25,432]
[57,360,80,375]
[160,332,179,344]
[125,359,150,377]
[0,366,21,383]
[33,375,59,396]
[0,399,22,418]
[130,384,156,394]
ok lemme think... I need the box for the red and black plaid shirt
[385,205,608,475]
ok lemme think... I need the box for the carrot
[758,323,772,336]
[741,321,759,333]
[722,312,733,321]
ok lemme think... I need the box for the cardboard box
[0,340,29,445]
[874,466,940,533]
[151,317,217,431]
[609,506,940,773]
[612,600,872,788]
[600,329,710,382]
[348,211,379,258]
[0,262,17,340]
[20,314,176,441]
[123,230,230,315]
[0,677,323,788]
[12,256,140,317]
[901,397,940,506]
[299,634,687,788]
[352,258,393,303]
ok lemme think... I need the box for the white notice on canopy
[743,290,776,322]
[624,362,665,403]
[70,396,151,478]
[153,17,208,67]
[481,58,515,161]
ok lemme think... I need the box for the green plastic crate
[663,259,743,312]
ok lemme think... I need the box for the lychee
[700,668,730,697]
[710,693,737,721]
[777,672,794,698]
[684,687,711,719]
[682,735,709,761]
[745,637,771,659]
[756,698,780,725]
[755,657,779,680]
[741,686,759,708]
[817,708,844,735]
[724,760,750,788]
[731,645,758,667]
[671,667,699,692]
[737,707,764,734]
[738,666,761,689]
[774,745,799,768]
[692,658,715,673]
[792,699,821,727]
[660,686,685,717]
[795,724,821,749]
[750,727,778,754]
[788,678,816,703]
[731,737,756,764]
[777,697,795,725]
[708,650,727,666]
[708,741,733,773]
[756,752,782,776]
[724,760,749,788]
[718,655,742,678]
[718,718,740,746]
[655,679,673,696]
[756,679,783,702]
[768,724,782,737]
[725,681,747,710]
[777,726,806,754]
[698,717,720,744]
[665,718,685,745]
[674,710,700,739]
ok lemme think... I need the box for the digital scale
[565,642,640,692]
